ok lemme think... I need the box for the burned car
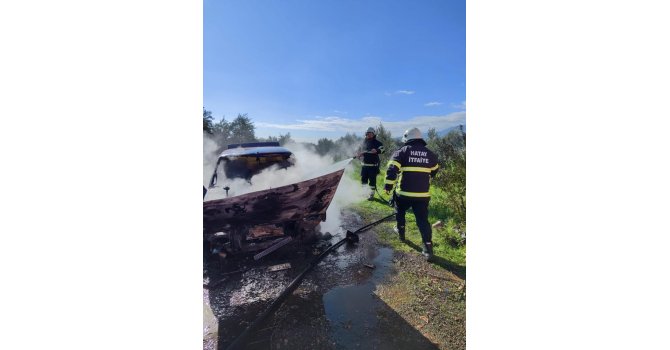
[208,142,294,186]
[204,142,345,260]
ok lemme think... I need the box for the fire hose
[224,212,396,350]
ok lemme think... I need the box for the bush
[427,127,466,225]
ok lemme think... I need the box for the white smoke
[204,143,345,199]
[330,140,361,163]
[319,138,373,234]
[203,133,220,186]
[320,165,369,235]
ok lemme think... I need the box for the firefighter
[357,127,385,200]
[384,127,439,261]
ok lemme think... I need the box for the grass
[347,164,466,349]
[371,233,466,350]
[348,165,466,269]
[348,166,466,350]
[375,263,466,350]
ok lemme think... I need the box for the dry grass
[375,251,466,350]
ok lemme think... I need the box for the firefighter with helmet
[384,127,439,261]
[357,127,385,200]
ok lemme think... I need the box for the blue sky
[204,0,465,143]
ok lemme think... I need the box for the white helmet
[366,127,375,134]
[402,127,423,143]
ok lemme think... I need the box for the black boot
[422,242,434,261]
[394,225,405,241]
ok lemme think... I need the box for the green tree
[228,114,256,145]
[258,135,279,143]
[336,132,362,147]
[427,128,438,143]
[315,138,335,156]
[374,123,402,167]
[277,132,293,146]
[332,132,363,161]
[259,132,294,146]
[444,126,465,149]
[212,116,231,142]
[431,126,466,224]
[426,127,440,159]
[203,108,214,134]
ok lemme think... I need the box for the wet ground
[203,209,442,350]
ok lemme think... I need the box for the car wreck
[208,142,294,185]
[204,142,345,260]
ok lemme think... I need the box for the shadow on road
[403,240,466,280]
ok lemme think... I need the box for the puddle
[322,247,393,349]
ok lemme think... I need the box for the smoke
[203,141,369,235]
[320,165,369,235]
[329,139,361,163]
[203,133,220,186]
[204,143,341,199]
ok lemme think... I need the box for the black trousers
[395,195,432,243]
[360,166,379,188]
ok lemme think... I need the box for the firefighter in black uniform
[357,127,385,200]
[384,127,439,261]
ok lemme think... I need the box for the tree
[430,127,466,225]
[203,108,214,134]
[257,132,293,145]
[315,138,335,156]
[336,132,362,147]
[427,128,438,142]
[426,127,440,160]
[331,132,363,161]
[228,114,256,145]
[258,135,279,143]
[277,132,293,146]
[444,126,465,149]
[212,116,231,141]
[374,123,401,167]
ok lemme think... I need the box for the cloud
[451,100,466,110]
[257,116,381,131]
[425,101,442,107]
[256,112,466,136]
[385,90,415,96]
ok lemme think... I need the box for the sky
[204,0,465,143]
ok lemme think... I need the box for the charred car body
[208,142,294,186]
[204,142,344,260]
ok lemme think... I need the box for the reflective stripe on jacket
[384,140,439,198]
